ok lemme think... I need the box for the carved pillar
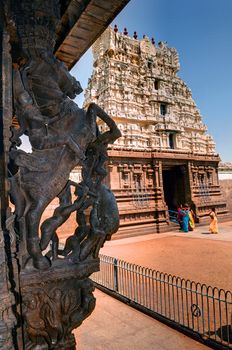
[146,164,153,188]
[152,159,168,224]
[3,1,122,348]
[20,263,98,349]
[117,164,123,189]
[187,161,194,203]
[153,160,160,188]
[156,160,164,202]
[0,12,18,349]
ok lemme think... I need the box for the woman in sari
[188,208,195,231]
[209,207,218,234]
[181,204,190,233]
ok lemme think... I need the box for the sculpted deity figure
[10,48,121,270]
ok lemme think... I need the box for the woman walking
[209,207,218,234]
[188,208,195,231]
[181,204,190,233]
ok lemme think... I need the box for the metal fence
[168,209,179,224]
[91,255,232,349]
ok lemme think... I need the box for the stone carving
[82,26,227,236]
[11,65,120,271]
[85,27,216,155]
[9,3,121,271]
[6,1,121,348]
[22,278,95,350]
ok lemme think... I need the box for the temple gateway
[83,27,227,237]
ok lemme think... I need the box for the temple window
[154,80,160,90]
[160,103,167,115]
[147,60,152,69]
[199,174,204,183]
[169,133,176,149]
[207,172,213,185]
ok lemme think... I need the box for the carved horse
[10,55,120,270]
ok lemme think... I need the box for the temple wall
[106,153,168,237]
[219,179,232,215]
[217,164,232,216]
[104,150,227,237]
[37,158,229,242]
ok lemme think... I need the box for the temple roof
[55,0,130,69]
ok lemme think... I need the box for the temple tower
[84,26,227,237]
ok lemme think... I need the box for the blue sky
[71,0,232,162]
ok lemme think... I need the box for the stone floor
[75,289,208,350]
[101,220,232,290]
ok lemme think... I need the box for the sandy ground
[100,223,232,291]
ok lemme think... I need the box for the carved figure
[6,2,122,347]
[41,102,121,263]
[61,183,119,263]
[23,279,95,349]
[40,181,89,260]
[10,54,121,270]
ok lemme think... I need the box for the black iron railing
[168,209,179,224]
[91,255,232,349]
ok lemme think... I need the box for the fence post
[113,258,118,292]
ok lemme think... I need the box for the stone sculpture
[11,66,120,270]
[5,1,121,348]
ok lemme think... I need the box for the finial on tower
[123,27,128,35]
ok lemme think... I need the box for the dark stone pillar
[0,9,19,349]
[0,1,121,349]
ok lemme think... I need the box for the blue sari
[181,209,190,232]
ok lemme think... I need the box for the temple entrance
[162,165,189,210]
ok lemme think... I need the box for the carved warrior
[11,65,121,270]
[6,1,121,347]
[8,1,121,271]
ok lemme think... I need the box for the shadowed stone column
[0,1,122,348]
[0,10,19,349]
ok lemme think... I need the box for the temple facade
[84,26,227,237]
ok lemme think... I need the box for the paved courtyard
[75,289,208,350]
[75,220,232,349]
[101,220,232,291]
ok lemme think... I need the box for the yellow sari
[209,211,218,234]
[188,210,195,231]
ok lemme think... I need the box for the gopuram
[0,1,129,349]
[84,26,228,237]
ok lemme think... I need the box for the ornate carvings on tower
[84,27,227,234]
